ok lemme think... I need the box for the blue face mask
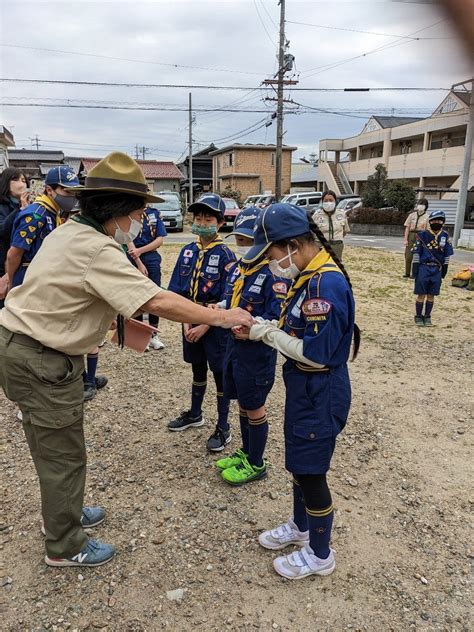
[191,223,218,238]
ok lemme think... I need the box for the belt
[291,359,329,373]
[423,262,440,267]
[0,326,43,349]
[21,263,30,268]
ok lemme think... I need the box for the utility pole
[141,146,149,160]
[135,144,140,160]
[30,135,40,150]
[188,92,194,206]
[275,0,286,201]
[453,78,473,247]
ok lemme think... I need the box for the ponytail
[307,212,361,360]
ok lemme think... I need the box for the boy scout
[311,190,350,261]
[6,166,79,289]
[0,152,252,569]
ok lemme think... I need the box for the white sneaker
[148,334,165,350]
[258,518,309,550]
[16,410,23,422]
[273,543,336,580]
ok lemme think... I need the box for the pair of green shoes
[215,449,267,485]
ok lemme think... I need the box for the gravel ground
[1,245,472,632]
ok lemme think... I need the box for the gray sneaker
[273,543,335,580]
[45,539,116,567]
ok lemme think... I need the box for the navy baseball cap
[226,206,260,240]
[188,193,226,219]
[242,203,310,263]
[45,165,81,189]
[429,210,446,222]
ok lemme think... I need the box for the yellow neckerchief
[278,249,340,328]
[34,194,61,227]
[190,234,224,301]
[230,258,268,308]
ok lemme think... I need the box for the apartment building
[0,126,15,170]
[210,143,297,198]
[317,89,473,206]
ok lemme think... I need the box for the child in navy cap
[167,194,236,451]
[214,207,289,485]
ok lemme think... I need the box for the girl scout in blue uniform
[127,205,167,349]
[167,194,236,451]
[234,203,359,580]
[214,207,289,485]
[412,210,453,326]
[6,166,80,288]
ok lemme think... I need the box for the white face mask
[416,204,426,213]
[114,216,142,244]
[322,201,336,213]
[268,246,300,280]
[236,245,251,258]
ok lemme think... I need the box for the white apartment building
[317,89,473,209]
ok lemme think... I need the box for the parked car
[156,190,181,202]
[291,192,323,212]
[243,195,263,208]
[153,194,183,232]
[282,191,319,205]
[336,197,362,212]
[222,197,241,229]
[256,194,276,209]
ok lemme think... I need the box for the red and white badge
[272,281,288,295]
[302,298,332,316]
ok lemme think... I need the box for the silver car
[154,194,184,232]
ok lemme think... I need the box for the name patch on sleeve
[302,298,332,317]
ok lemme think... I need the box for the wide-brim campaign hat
[242,203,310,263]
[69,152,164,203]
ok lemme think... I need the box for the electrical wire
[253,0,277,48]
[286,20,453,40]
[0,43,267,77]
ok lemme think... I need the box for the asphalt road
[164,230,474,265]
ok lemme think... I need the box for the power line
[196,117,270,143]
[286,19,453,40]
[253,0,277,47]
[1,43,266,77]
[0,78,450,92]
[1,102,295,113]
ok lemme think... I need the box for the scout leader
[214,206,289,485]
[0,153,252,569]
[311,190,350,261]
[167,194,237,451]
[403,198,429,278]
[233,203,359,580]
[5,165,79,290]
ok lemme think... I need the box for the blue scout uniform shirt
[281,256,355,369]
[133,207,167,263]
[412,228,453,273]
[168,238,236,304]
[10,197,60,287]
[223,260,289,374]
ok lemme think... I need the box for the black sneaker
[414,316,424,326]
[84,382,97,402]
[424,316,433,327]
[206,426,232,452]
[95,375,108,389]
[168,410,204,432]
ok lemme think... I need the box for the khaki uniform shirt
[404,211,428,232]
[312,209,350,242]
[0,221,160,355]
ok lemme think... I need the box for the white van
[283,192,323,211]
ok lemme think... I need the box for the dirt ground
[1,245,472,632]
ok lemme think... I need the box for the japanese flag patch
[302,298,332,317]
[183,249,194,258]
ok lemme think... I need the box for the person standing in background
[312,191,350,261]
[403,198,429,278]
[0,168,29,306]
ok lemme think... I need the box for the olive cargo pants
[0,326,88,558]
[405,232,417,277]
[329,240,344,262]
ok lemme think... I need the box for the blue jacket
[168,238,236,304]
[223,260,289,376]
[412,228,453,278]
[281,261,355,369]
[131,207,167,264]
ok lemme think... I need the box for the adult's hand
[0,273,9,299]
[214,307,253,330]
[20,191,30,209]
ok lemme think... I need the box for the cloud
[0,0,470,164]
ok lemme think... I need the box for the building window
[271,152,276,166]
[400,140,412,154]
[228,152,234,167]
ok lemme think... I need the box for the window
[271,152,276,166]
[228,152,234,167]
[308,197,321,205]
[296,198,308,206]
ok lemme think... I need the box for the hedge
[347,206,407,226]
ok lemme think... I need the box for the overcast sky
[0,0,471,164]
